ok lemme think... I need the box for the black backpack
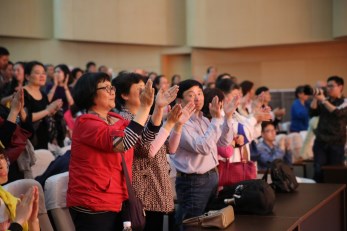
[208,179,276,215]
[263,159,299,193]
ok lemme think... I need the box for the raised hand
[178,102,195,125]
[46,99,63,115]
[253,105,272,123]
[166,104,183,126]
[155,85,179,108]
[28,186,39,223]
[209,96,222,119]
[224,95,240,119]
[140,79,155,109]
[14,186,36,226]
[63,75,70,90]
[10,88,24,114]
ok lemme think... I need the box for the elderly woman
[67,72,154,231]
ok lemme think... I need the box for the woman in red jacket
[67,72,154,231]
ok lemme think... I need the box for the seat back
[44,172,75,231]
[32,149,55,178]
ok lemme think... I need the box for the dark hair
[327,75,344,86]
[55,64,70,81]
[215,78,240,94]
[112,72,145,111]
[153,75,165,90]
[255,86,269,96]
[0,47,9,56]
[240,80,254,96]
[215,73,237,86]
[70,67,84,84]
[295,85,313,98]
[202,88,224,119]
[171,74,181,87]
[24,61,45,76]
[86,61,96,71]
[7,61,13,66]
[261,121,275,132]
[177,79,203,99]
[73,72,111,111]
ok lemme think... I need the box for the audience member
[85,61,96,73]
[1,62,26,107]
[239,80,255,116]
[290,85,312,132]
[256,121,292,170]
[203,66,218,88]
[69,67,84,90]
[171,74,181,87]
[310,76,347,182]
[170,79,238,230]
[255,86,286,131]
[3,61,14,84]
[23,61,63,150]
[114,72,194,231]
[67,72,153,231]
[0,47,10,92]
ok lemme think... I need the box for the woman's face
[14,64,24,83]
[122,81,145,109]
[159,77,169,91]
[94,80,116,111]
[0,154,8,185]
[26,65,47,87]
[75,71,83,80]
[54,67,65,83]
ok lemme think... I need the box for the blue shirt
[256,140,292,170]
[290,99,310,132]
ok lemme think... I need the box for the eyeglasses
[96,85,116,94]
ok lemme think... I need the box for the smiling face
[122,80,145,110]
[93,80,116,112]
[14,63,24,83]
[26,64,47,87]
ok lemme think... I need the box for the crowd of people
[0,46,346,231]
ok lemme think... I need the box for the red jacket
[67,112,133,212]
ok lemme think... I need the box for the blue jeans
[174,170,218,230]
[313,140,345,182]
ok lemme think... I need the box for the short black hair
[261,121,275,132]
[112,72,145,111]
[255,86,269,96]
[24,61,45,76]
[153,75,165,90]
[177,79,203,99]
[215,78,240,94]
[327,75,344,86]
[0,47,9,56]
[73,72,111,111]
[240,80,254,96]
[71,67,84,81]
[295,85,313,98]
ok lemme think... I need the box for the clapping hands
[155,85,179,108]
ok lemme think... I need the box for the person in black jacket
[310,76,347,182]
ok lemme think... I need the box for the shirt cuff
[147,119,162,134]
[127,120,144,136]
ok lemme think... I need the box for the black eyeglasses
[96,85,116,94]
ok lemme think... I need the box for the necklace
[88,110,112,125]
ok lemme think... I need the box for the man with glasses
[310,76,347,182]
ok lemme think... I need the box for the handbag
[120,153,146,231]
[0,117,32,164]
[183,205,235,229]
[218,146,257,187]
[262,159,299,193]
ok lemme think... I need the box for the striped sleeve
[113,120,144,151]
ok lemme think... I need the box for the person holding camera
[310,76,347,182]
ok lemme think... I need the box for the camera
[312,88,322,96]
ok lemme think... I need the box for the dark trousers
[143,210,176,231]
[313,140,345,182]
[69,208,123,231]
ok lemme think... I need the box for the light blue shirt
[170,111,234,174]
